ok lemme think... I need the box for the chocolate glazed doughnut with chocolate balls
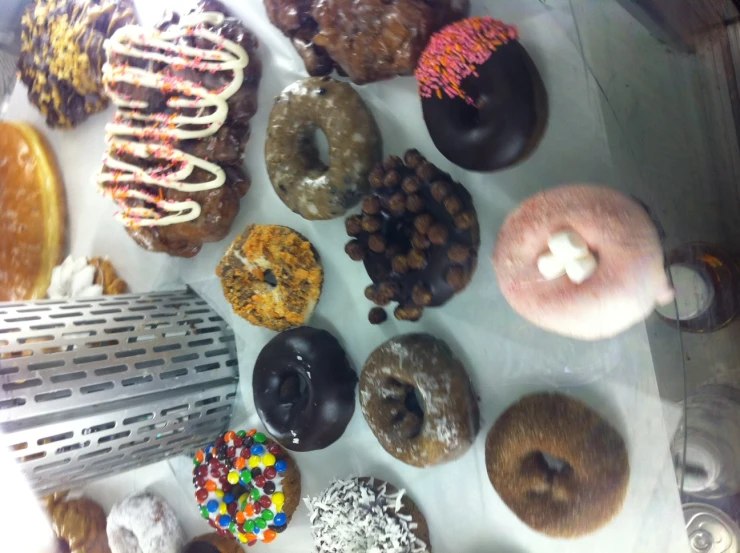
[253,327,357,451]
[416,17,548,172]
[345,150,480,323]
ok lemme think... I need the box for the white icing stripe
[97,12,249,228]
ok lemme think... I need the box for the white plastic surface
[4,0,689,551]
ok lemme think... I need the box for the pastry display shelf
[0,0,697,552]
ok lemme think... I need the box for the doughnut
[360,333,479,467]
[485,393,630,538]
[416,17,548,172]
[217,225,323,331]
[0,122,66,301]
[97,1,261,257]
[18,0,136,128]
[306,477,430,553]
[106,492,184,553]
[254,327,357,451]
[48,256,128,298]
[265,77,381,220]
[493,184,674,340]
[264,0,467,84]
[344,150,480,323]
[183,533,242,553]
[44,492,110,553]
[192,429,302,546]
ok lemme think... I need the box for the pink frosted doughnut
[493,184,674,340]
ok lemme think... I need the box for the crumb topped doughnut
[345,150,480,323]
[192,429,301,546]
[360,333,479,467]
[485,393,630,538]
[306,477,430,553]
[416,17,547,172]
[493,184,673,340]
[266,77,381,220]
[107,492,184,553]
[218,225,323,332]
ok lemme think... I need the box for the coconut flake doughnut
[493,184,673,340]
[106,492,184,553]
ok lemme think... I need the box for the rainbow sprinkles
[97,12,249,227]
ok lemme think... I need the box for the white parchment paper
[4,0,689,551]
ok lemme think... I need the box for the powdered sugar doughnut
[493,184,674,340]
[107,492,183,553]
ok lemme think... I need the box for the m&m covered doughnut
[192,429,302,546]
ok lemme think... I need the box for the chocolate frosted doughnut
[416,17,548,172]
[254,327,357,451]
[345,150,480,323]
[485,393,630,538]
[360,333,479,467]
[183,533,241,553]
[266,77,381,220]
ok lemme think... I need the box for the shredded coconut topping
[305,478,427,553]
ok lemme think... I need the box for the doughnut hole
[297,124,330,171]
[279,373,308,404]
[263,269,278,287]
[520,451,575,502]
[56,538,71,553]
[382,377,424,440]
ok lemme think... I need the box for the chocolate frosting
[422,41,548,172]
[253,327,357,451]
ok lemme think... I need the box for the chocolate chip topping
[368,307,388,324]
[345,240,365,261]
[345,215,363,236]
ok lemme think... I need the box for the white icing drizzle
[97,12,249,227]
[305,478,427,553]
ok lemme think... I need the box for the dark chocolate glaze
[422,41,548,172]
[183,542,220,553]
[253,327,357,452]
[345,151,480,322]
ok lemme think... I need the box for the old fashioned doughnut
[306,477,430,553]
[107,492,184,553]
[485,393,630,538]
[360,333,479,467]
[264,0,467,84]
[192,429,302,546]
[48,256,128,298]
[97,1,261,257]
[18,0,136,128]
[266,77,381,220]
[493,184,674,340]
[254,327,357,451]
[0,122,66,301]
[217,225,323,332]
[345,150,480,323]
[183,533,242,553]
[44,492,110,553]
[417,17,547,172]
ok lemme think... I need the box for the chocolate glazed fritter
[263,0,469,84]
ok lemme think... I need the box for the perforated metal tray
[0,289,239,495]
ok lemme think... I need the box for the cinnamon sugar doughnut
[493,184,673,340]
[106,492,184,553]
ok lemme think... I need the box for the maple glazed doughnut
[493,184,674,340]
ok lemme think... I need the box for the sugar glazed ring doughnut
[44,492,110,553]
[493,184,674,340]
[360,333,479,467]
[217,225,323,331]
[106,492,184,553]
[416,17,548,172]
[192,429,302,546]
[345,150,480,323]
[485,393,630,538]
[266,77,381,220]
[254,327,357,452]
[306,477,431,553]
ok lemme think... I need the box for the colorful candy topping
[305,478,427,553]
[97,10,249,227]
[415,17,518,106]
[192,429,289,545]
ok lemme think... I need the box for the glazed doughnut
[493,184,674,340]
[485,393,630,538]
[192,429,302,546]
[217,225,323,331]
[106,492,184,553]
[306,477,431,553]
[254,326,357,451]
[266,77,381,220]
[183,533,242,553]
[416,17,547,172]
[360,333,479,467]
[44,492,110,553]
[345,150,480,323]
